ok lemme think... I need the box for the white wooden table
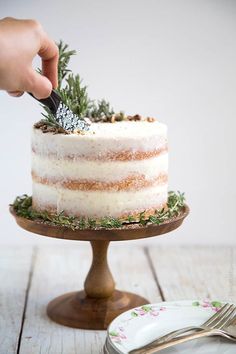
[0,245,235,354]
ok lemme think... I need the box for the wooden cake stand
[10,205,189,330]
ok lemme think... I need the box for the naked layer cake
[31,119,168,221]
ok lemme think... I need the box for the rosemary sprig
[39,41,115,127]
[11,191,185,230]
[57,41,76,88]
[37,41,158,129]
[88,99,115,122]
[59,74,91,117]
[39,41,76,127]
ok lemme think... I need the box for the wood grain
[45,240,150,330]
[109,244,163,303]
[18,245,160,353]
[10,205,189,331]
[148,245,236,302]
[0,245,234,354]
[0,247,33,354]
[84,241,115,298]
[47,289,148,330]
[18,246,107,354]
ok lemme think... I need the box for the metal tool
[28,90,91,132]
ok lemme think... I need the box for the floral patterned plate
[105,300,235,354]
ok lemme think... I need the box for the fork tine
[203,303,231,327]
[219,308,236,329]
[211,304,236,329]
[225,311,236,328]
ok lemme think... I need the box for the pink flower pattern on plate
[109,327,127,344]
[109,305,166,344]
[131,305,166,318]
[192,300,223,312]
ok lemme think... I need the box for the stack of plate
[103,300,234,354]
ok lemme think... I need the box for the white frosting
[32,182,168,218]
[32,152,168,182]
[32,121,167,158]
[32,120,168,218]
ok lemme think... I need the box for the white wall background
[0,0,235,246]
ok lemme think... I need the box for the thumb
[24,69,52,99]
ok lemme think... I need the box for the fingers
[23,69,52,99]
[38,34,59,88]
[0,17,58,97]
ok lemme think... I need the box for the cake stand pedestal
[10,205,189,330]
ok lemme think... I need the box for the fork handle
[129,329,221,354]
[146,325,203,345]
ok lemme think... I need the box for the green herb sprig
[88,99,115,122]
[39,41,116,128]
[57,41,76,88]
[59,73,90,117]
[11,191,185,230]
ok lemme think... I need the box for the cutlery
[138,327,236,354]
[129,304,236,354]
[151,303,232,344]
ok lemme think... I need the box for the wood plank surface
[18,245,105,354]
[109,244,162,303]
[148,246,236,302]
[0,247,33,354]
[18,244,160,354]
[0,245,235,354]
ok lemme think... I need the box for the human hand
[0,17,58,99]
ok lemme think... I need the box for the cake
[31,119,168,221]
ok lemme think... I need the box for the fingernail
[8,91,24,97]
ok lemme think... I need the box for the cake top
[34,120,167,139]
[89,121,167,138]
[34,114,166,136]
[32,120,167,159]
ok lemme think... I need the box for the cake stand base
[47,290,148,330]
[11,204,189,330]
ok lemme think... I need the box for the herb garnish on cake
[35,41,156,134]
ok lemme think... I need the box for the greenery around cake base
[11,191,185,230]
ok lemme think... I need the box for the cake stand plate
[10,205,189,330]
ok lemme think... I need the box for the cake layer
[32,172,168,191]
[32,152,168,182]
[32,181,168,218]
[32,121,167,160]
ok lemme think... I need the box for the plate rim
[107,299,231,353]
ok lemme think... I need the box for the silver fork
[154,303,232,344]
[131,303,231,350]
[129,304,236,354]
[143,307,236,354]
